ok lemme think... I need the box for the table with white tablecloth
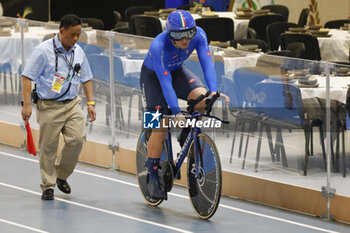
[215,51,261,78]
[0,26,96,72]
[318,29,350,61]
[299,75,350,130]
[300,76,350,104]
[119,56,144,76]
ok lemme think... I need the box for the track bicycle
[136,91,229,220]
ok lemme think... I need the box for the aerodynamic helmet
[166,10,197,41]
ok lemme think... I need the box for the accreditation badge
[50,74,66,94]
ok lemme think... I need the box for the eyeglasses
[169,28,197,41]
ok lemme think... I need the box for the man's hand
[21,76,32,125]
[87,105,96,122]
[82,80,96,122]
[21,104,32,125]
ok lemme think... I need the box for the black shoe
[148,179,167,200]
[41,189,54,200]
[56,178,71,194]
[177,128,191,148]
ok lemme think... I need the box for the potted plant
[15,7,33,32]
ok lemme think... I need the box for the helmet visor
[169,27,197,41]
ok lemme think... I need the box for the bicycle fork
[193,128,203,179]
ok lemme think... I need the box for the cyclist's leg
[176,87,207,147]
[173,65,206,108]
[146,126,168,199]
[140,65,168,199]
[172,66,206,147]
[147,126,167,158]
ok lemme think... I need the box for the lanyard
[52,37,75,74]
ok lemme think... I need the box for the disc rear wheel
[136,129,169,206]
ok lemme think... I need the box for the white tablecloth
[216,51,260,78]
[120,56,143,76]
[0,26,96,72]
[160,12,249,40]
[300,76,350,104]
[318,29,350,62]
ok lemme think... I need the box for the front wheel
[187,133,222,220]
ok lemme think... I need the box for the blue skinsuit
[142,26,218,115]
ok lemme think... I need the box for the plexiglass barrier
[0,17,349,220]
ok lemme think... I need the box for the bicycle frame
[162,112,206,180]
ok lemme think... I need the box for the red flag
[25,123,37,156]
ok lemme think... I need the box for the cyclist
[140,10,229,199]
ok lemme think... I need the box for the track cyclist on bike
[140,10,229,199]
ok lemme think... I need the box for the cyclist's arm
[151,45,181,115]
[195,27,218,92]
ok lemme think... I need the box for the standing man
[21,14,96,200]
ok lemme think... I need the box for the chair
[81,18,104,30]
[129,15,162,37]
[113,55,143,136]
[87,54,125,128]
[228,68,268,164]
[42,33,56,42]
[83,44,104,57]
[87,54,113,126]
[113,56,141,89]
[229,39,268,53]
[324,19,349,29]
[253,81,326,175]
[297,8,310,27]
[124,6,157,24]
[195,18,234,43]
[0,63,14,104]
[280,33,321,60]
[266,22,298,51]
[177,4,215,11]
[261,4,289,22]
[330,96,346,176]
[112,10,129,31]
[76,41,87,51]
[247,14,285,44]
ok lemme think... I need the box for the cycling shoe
[148,179,167,200]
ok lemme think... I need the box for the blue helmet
[166,10,196,32]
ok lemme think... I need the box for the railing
[0,16,349,222]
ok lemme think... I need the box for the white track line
[0,218,49,233]
[0,151,340,233]
[0,182,192,233]
[218,204,339,233]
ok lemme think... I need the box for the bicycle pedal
[159,161,174,192]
